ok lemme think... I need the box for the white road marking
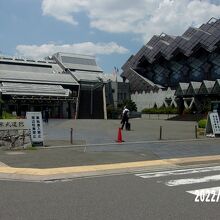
[187,187,220,195]
[166,175,220,186]
[135,165,220,179]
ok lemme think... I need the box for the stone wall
[0,130,31,149]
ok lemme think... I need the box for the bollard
[195,125,198,139]
[70,128,73,144]
[22,130,25,145]
[159,126,162,140]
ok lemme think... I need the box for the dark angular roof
[122,17,220,73]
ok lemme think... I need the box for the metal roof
[121,68,157,93]
[0,82,71,97]
[0,58,63,74]
[53,52,103,72]
[0,56,56,65]
[70,70,107,83]
[122,18,220,71]
[0,69,79,85]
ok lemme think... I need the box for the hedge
[142,107,178,114]
[0,111,17,119]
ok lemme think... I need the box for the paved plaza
[43,118,200,145]
[0,118,220,169]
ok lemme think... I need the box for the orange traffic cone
[116,128,123,143]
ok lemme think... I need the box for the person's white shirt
[122,107,129,116]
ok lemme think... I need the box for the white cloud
[41,0,220,41]
[16,42,129,59]
[41,0,89,25]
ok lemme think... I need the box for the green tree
[122,100,137,112]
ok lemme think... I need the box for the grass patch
[25,146,38,151]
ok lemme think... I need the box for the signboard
[206,112,220,136]
[0,119,28,130]
[26,112,44,145]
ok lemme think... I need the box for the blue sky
[0,0,220,73]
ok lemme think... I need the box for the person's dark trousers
[121,120,125,129]
[121,119,128,129]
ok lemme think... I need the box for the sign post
[0,119,28,130]
[205,111,220,137]
[26,112,44,146]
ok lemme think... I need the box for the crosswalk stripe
[135,166,220,179]
[187,187,220,195]
[166,175,220,186]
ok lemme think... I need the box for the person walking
[121,106,129,130]
[44,108,49,123]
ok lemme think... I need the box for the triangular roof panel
[211,79,220,94]
[186,82,202,95]
[175,83,189,96]
[198,80,215,94]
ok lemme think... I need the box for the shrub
[183,108,193,114]
[2,111,17,119]
[107,105,121,119]
[141,106,178,114]
[198,119,207,128]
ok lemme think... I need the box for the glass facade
[122,18,220,92]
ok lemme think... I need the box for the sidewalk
[0,138,220,169]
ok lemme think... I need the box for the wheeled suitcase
[126,122,131,131]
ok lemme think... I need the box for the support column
[0,92,2,117]
[90,86,93,118]
[75,85,81,119]
[103,84,107,120]
[68,101,71,119]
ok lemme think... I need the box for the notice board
[206,112,220,136]
[26,112,44,145]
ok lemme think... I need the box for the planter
[141,114,178,120]
[197,127,205,136]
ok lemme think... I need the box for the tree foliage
[118,99,137,112]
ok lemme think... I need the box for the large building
[121,17,220,112]
[0,52,108,119]
[105,74,130,108]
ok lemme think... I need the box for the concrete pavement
[0,119,220,181]
[43,118,200,145]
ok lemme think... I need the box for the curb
[0,154,220,181]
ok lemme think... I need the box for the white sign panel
[0,119,29,130]
[206,112,220,136]
[26,112,44,144]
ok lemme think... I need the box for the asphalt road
[0,164,220,220]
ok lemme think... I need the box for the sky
[0,0,220,73]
